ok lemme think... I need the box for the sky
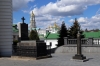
[13,0,100,30]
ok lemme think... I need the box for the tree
[85,28,88,32]
[69,18,84,38]
[57,21,68,47]
[29,29,39,40]
[13,24,18,30]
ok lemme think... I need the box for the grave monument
[12,17,52,59]
[19,17,29,41]
[72,27,86,60]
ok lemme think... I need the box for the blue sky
[13,0,100,30]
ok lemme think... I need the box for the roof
[13,24,19,32]
[45,32,59,39]
[83,31,100,38]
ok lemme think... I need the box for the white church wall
[93,39,100,45]
[0,0,13,56]
[45,39,58,49]
[38,29,46,37]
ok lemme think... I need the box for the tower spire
[30,11,36,29]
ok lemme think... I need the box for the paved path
[0,53,100,66]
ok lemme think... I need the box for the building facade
[13,24,19,41]
[0,0,13,56]
[45,33,59,49]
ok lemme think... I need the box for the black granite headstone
[20,17,29,40]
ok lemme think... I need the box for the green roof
[13,24,19,32]
[45,32,59,39]
[83,31,100,38]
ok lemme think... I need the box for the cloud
[22,10,30,13]
[19,0,100,29]
[31,0,100,16]
[35,15,63,29]
[13,0,34,11]
[96,8,100,15]
[69,14,100,30]
[28,0,100,29]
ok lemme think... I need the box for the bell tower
[30,11,36,29]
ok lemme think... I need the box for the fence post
[49,42,52,57]
[88,38,93,45]
[64,37,68,45]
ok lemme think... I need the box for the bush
[13,40,18,45]
[29,30,40,40]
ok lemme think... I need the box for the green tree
[29,29,39,40]
[69,18,84,38]
[85,28,88,32]
[57,21,68,47]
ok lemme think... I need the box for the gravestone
[72,31,86,60]
[12,40,52,59]
[19,17,29,41]
[12,17,52,60]
[17,41,37,57]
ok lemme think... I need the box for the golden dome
[48,22,60,29]
[53,22,60,28]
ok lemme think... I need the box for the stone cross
[21,17,25,23]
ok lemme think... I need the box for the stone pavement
[0,53,100,66]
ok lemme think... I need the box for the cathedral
[47,22,60,33]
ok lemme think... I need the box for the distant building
[30,11,36,29]
[38,29,47,40]
[13,24,19,41]
[45,33,59,49]
[47,22,60,33]
[29,11,37,31]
